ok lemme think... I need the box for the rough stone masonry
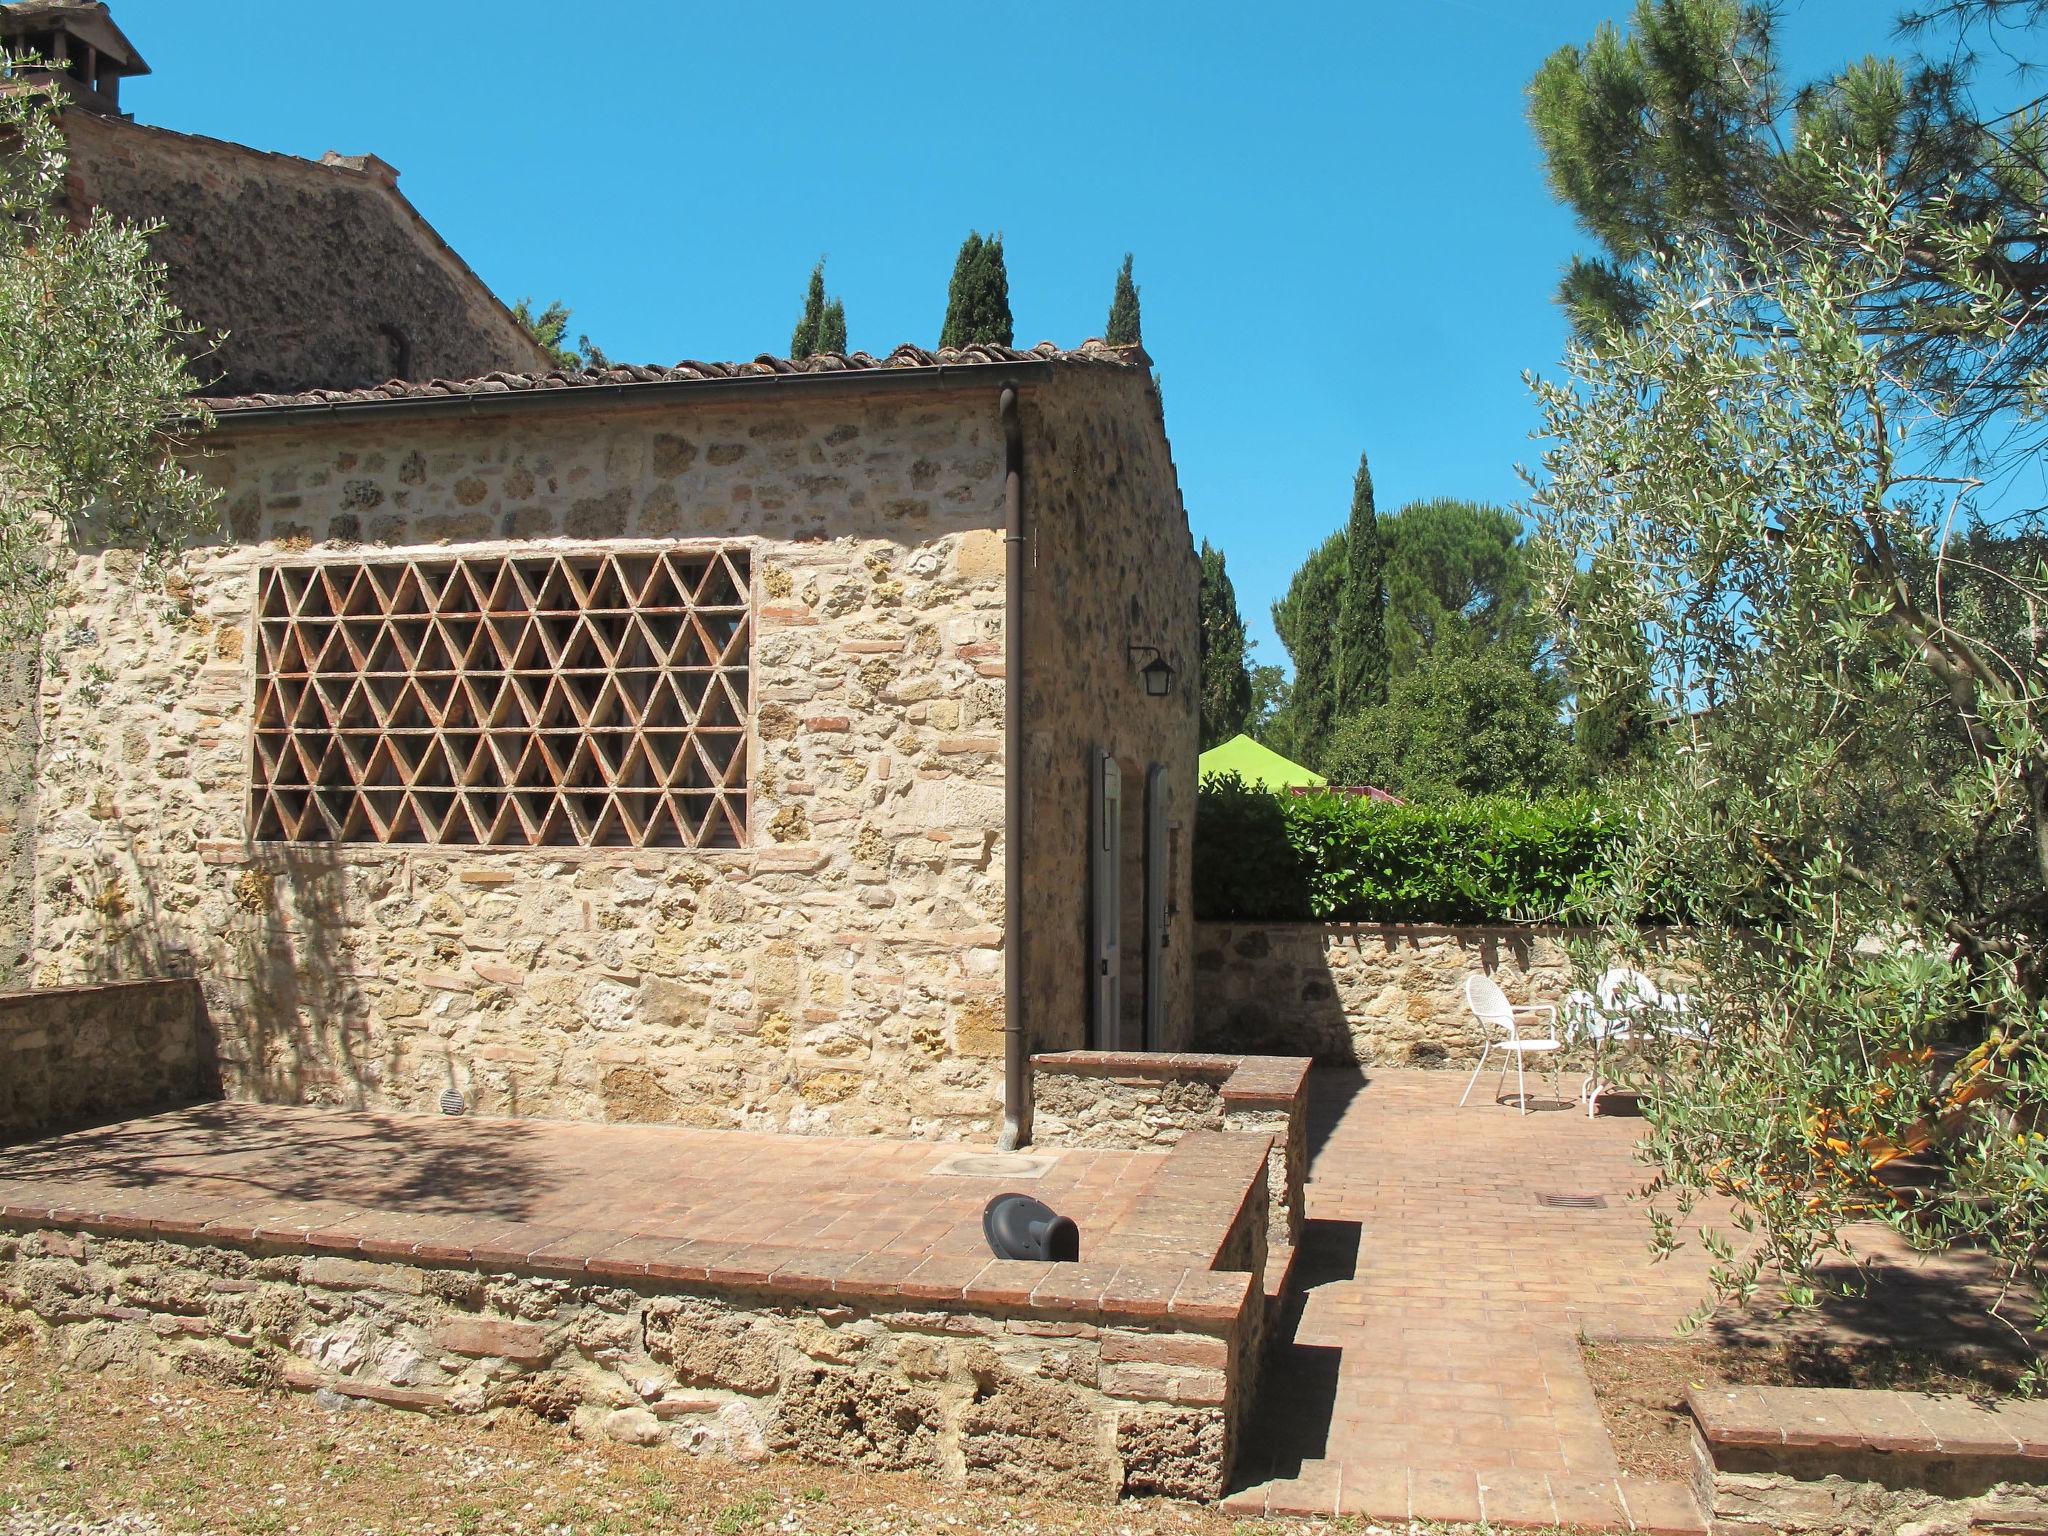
[21,354,1199,1139]
[0,1225,1258,1502]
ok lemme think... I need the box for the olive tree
[1529,150,2048,1347]
[0,68,219,645]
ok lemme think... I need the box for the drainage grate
[1536,1192,1608,1209]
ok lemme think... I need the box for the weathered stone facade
[1019,375,1200,1064]
[0,1224,1256,1501]
[1192,922,1585,1065]
[59,108,547,396]
[27,359,1196,1139]
[0,977,216,1141]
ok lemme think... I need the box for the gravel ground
[4,1516,167,1536]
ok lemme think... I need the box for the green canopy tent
[1196,734,1326,792]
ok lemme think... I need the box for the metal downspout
[997,386,1030,1151]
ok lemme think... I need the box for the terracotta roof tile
[199,338,1148,414]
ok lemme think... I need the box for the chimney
[0,1,149,117]
[319,151,402,190]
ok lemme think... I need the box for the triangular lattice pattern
[249,550,751,848]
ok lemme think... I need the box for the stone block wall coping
[1196,920,1694,943]
[1032,1050,1312,1110]
[1689,1384,2048,1459]
[0,977,198,1018]
[0,1197,1254,1334]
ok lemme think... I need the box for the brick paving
[1226,1068,1719,1530]
[0,1102,1262,1316]
[1225,1067,2032,1529]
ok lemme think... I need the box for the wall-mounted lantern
[1128,645,1175,698]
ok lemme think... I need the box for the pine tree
[1105,253,1142,347]
[1335,451,1388,714]
[1529,0,2048,453]
[512,297,579,369]
[790,259,846,358]
[940,231,1014,348]
[1197,540,1253,749]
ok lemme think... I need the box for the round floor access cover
[982,1193,1080,1263]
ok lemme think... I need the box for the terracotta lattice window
[250,549,751,848]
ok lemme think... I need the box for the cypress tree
[1105,253,1142,347]
[1197,540,1253,748]
[1271,531,1348,767]
[790,262,825,358]
[790,259,847,358]
[940,231,1014,348]
[818,297,847,355]
[1336,451,1389,714]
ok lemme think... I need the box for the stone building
[30,345,1199,1141]
[2,1,1201,1145]
[1,1,549,395]
[0,0,547,987]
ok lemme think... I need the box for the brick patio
[0,1101,1282,1499]
[0,1101,1265,1308]
[1224,1068,2025,1531]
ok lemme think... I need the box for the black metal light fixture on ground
[1128,645,1175,698]
[983,1193,1080,1262]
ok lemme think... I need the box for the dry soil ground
[0,1335,1582,1536]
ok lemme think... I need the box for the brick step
[1220,1462,1704,1532]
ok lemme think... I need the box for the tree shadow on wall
[0,1101,560,1224]
[228,839,379,1109]
[1190,923,1350,1063]
[70,814,377,1110]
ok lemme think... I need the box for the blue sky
[132,0,1909,669]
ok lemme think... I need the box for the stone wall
[0,650,36,988]
[1192,923,1585,1066]
[1689,1383,2048,1536]
[0,1223,1259,1501]
[29,384,1036,1136]
[1019,372,1199,1065]
[0,978,217,1141]
[62,109,548,396]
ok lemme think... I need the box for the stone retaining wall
[0,651,34,990]
[1689,1382,2048,1536]
[1031,1052,1308,1255]
[1192,923,1688,1067]
[0,1218,1261,1502]
[0,979,217,1142]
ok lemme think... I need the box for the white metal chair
[1458,973,1564,1114]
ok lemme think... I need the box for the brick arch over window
[248,547,751,849]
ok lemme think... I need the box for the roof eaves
[194,340,1148,429]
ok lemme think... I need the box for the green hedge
[1192,774,1623,924]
